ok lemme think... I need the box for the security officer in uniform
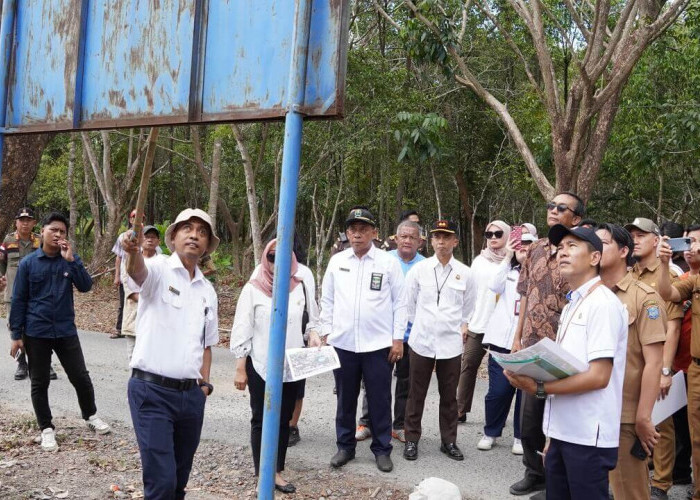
[382,210,428,256]
[0,207,56,381]
[121,208,219,499]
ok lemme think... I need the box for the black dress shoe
[330,449,355,468]
[288,426,300,447]
[275,483,296,494]
[49,366,58,380]
[404,441,418,460]
[14,362,28,380]
[457,413,467,423]
[440,442,464,461]
[510,476,545,496]
[375,454,393,472]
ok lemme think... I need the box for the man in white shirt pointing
[402,219,476,462]
[319,207,405,473]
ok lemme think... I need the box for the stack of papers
[490,338,588,381]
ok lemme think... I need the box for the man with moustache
[9,212,110,452]
[508,193,583,497]
[507,224,627,499]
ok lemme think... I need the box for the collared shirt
[0,232,40,303]
[388,249,425,275]
[631,259,684,322]
[230,265,320,382]
[672,275,700,358]
[130,253,218,380]
[402,255,476,359]
[673,271,694,373]
[543,276,628,447]
[483,260,521,350]
[517,238,570,347]
[612,272,666,423]
[467,255,500,333]
[320,244,405,353]
[9,248,92,340]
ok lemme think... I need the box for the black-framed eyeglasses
[484,230,504,239]
[546,202,574,214]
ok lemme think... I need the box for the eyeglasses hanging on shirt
[434,268,452,306]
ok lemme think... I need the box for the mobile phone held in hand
[13,348,22,361]
[668,237,692,253]
[510,226,523,250]
[630,437,647,461]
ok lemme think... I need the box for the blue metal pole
[258,1,312,499]
[0,0,18,186]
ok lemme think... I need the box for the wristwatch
[535,381,547,400]
[199,381,214,395]
[661,367,672,377]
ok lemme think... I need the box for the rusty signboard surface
[1,0,349,133]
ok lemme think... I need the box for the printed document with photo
[490,338,588,382]
[285,346,341,382]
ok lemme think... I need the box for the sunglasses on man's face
[484,231,504,239]
[546,202,574,214]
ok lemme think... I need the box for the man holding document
[506,225,627,500]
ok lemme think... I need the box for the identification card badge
[370,272,383,291]
[514,299,521,316]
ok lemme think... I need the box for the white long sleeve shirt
[402,256,476,359]
[483,260,520,350]
[467,255,500,333]
[320,244,405,353]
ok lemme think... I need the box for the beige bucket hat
[164,208,220,255]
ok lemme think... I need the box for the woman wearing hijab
[230,239,320,494]
[456,220,511,422]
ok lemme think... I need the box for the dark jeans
[128,377,205,500]
[24,334,96,430]
[673,372,692,481]
[116,283,125,331]
[484,346,522,439]
[545,438,618,500]
[334,347,393,456]
[520,391,546,481]
[358,341,410,430]
[247,357,300,475]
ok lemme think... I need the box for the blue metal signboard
[0,0,348,133]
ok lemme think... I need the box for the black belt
[131,368,197,391]
[693,358,700,366]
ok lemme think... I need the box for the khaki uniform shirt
[672,275,700,358]
[630,260,684,322]
[612,272,667,423]
[0,232,40,303]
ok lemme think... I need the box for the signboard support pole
[258,1,312,499]
[0,0,18,186]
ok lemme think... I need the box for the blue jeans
[483,347,521,439]
[128,377,206,500]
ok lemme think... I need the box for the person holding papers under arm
[505,225,627,500]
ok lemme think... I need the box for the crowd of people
[2,195,700,500]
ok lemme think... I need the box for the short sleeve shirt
[631,260,684,321]
[612,272,667,423]
[673,272,694,373]
[672,275,700,358]
[516,238,569,347]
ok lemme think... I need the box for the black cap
[15,207,35,219]
[345,207,376,228]
[548,224,603,253]
[142,225,160,237]
[430,219,458,234]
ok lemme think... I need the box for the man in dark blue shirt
[9,212,111,452]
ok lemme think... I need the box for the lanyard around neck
[434,266,452,306]
[557,281,603,345]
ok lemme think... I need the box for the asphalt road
[0,326,692,499]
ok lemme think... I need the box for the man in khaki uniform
[658,236,700,500]
[625,217,684,500]
[597,224,666,499]
[0,208,41,380]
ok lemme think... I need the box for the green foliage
[393,111,448,162]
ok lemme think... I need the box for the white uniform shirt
[230,265,320,382]
[483,260,520,349]
[542,276,628,448]
[402,256,476,359]
[129,253,219,380]
[467,255,500,333]
[320,244,405,352]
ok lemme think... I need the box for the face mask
[266,253,276,264]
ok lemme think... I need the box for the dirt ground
[0,406,410,499]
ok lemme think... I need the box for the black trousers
[247,358,300,475]
[24,334,97,430]
[116,283,125,331]
[520,391,546,481]
[673,373,692,481]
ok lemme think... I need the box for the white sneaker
[512,438,524,455]
[477,435,495,450]
[86,415,111,435]
[355,425,372,441]
[40,428,58,452]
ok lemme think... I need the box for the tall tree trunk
[231,124,263,264]
[0,134,55,236]
[67,137,78,247]
[207,137,222,230]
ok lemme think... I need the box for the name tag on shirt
[169,286,181,296]
[514,299,521,316]
[370,272,383,291]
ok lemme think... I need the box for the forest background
[0,0,698,286]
